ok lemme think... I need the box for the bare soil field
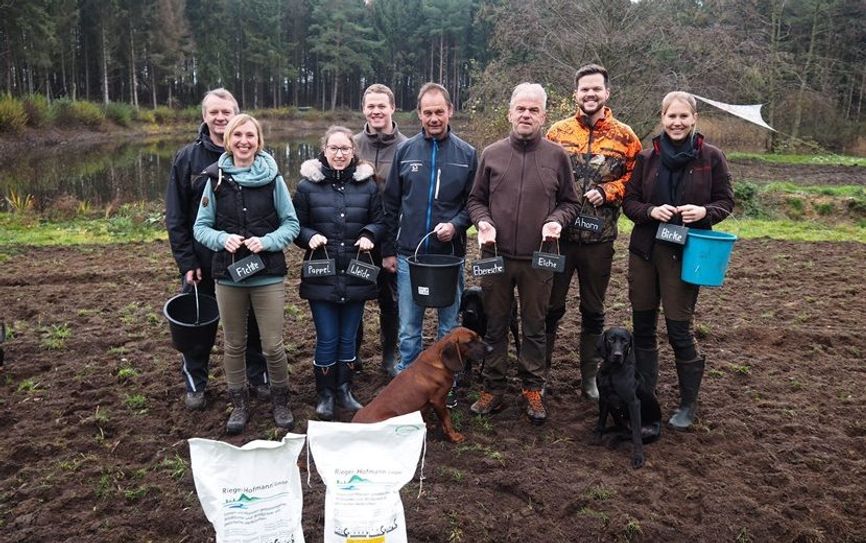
[2,215,865,542]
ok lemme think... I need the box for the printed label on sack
[472,256,505,277]
[656,223,689,245]
[575,214,604,233]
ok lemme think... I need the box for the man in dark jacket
[353,84,408,376]
[383,83,477,375]
[165,88,269,410]
[467,83,579,424]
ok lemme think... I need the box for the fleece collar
[300,158,374,184]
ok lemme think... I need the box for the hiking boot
[185,391,205,411]
[522,389,547,425]
[446,386,458,409]
[226,389,249,435]
[252,383,271,401]
[470,391,503,415]
[270,386,295,430]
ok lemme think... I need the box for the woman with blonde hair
[194,114,300,434]
[623,92,734,432]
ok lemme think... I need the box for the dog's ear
[596,331,608,358]
[441,341,465,372]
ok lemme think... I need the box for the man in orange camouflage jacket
[545,63,642,400]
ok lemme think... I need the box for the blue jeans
[394,254,464,371]
[309,300,365,367]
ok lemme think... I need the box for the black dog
[459,286,520,379]
[593,326,661,469]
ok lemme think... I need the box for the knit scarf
[655,133,698,224]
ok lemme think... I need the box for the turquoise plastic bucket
[681,230,737,287]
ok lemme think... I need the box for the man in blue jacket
[165,88,269,410]
[382,82,477,377]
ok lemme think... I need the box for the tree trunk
[101,25,110,104]
[439,33,444,83]
[129,30,138,108]
[330,70,339,111]
[151,63,157,109]
[790,0,821,142]
[766,0,784,151]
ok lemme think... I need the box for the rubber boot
[579,332,601,401]
[270,385,295,430]
[668,356,705,431]
[380,310,400,377]
[634,347,661,441]
[336,362,363,412]
[226,388,249,435]
[314,365,337,421]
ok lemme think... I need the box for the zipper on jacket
[513,140,528,252]
[424,139,439,251]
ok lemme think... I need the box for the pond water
[0,130,322,213]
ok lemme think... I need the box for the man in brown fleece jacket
[467,83,579,424]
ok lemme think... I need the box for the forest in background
[1,0,865,151]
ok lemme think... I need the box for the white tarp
[307,411,427,543]
[189,434,307,543]
[692,94,775,131]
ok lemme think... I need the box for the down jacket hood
[300,157,375,184]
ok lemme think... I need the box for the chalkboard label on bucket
[303,258,336,278]
[575,215,604,233]
[472,256,505,277]
[347,258,379,283]
[532,251,565,273]
[656,223,689,245]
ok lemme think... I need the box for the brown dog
[352,327,489,443]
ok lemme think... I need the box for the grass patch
[124,393,148,411]
[160,454,189,480]
[617,215,866,242]
[0,204,168,247]
[17,379,40,393]
[40,323,71,350]
[728,152,866,167]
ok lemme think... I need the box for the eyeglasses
[326,146,352,155]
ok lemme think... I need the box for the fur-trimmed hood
[300,158,375,183]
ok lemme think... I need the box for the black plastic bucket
[163,287,220,356]
[408,232,465,308]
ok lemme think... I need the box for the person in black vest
[293,126,385,420]
[623,92,734,431]
[165,88,271,410]
[193,114,300,434]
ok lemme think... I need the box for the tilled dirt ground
[1,232,865,542]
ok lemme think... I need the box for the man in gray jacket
[467,83,579,424]
[353,84,407,376]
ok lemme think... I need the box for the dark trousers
[481,258,553,391]
[355,269,398,352]
[545,239,614,335]
[179,275,268,392]
[628,243,700,359]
